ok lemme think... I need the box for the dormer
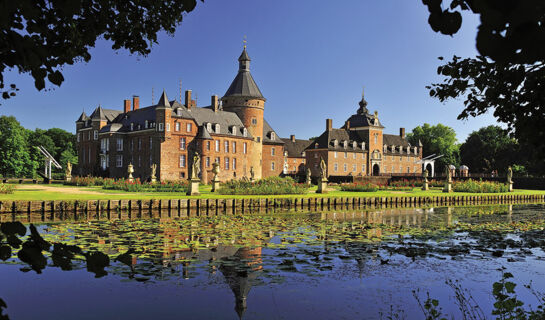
[145,120,149,129]
[413,146,418,154]
[231,125,237,135]
[215,123,220,133]
[352,141,357,149]
[206,123,212,132]
[130,123,134,131]
[270,132,276,140]
[406,146,410,154]
[333,139,338,147]
[391,145,395,153]
[242,127,248,137]
[343,140,348,149]
[383,144,387,152]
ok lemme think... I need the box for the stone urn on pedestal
[127,163,135,182]
[316,159,328,194]
[421,169,429,191]
[211,162,221,192]
[187,153,201,196]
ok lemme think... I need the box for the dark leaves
[86,252,110,278]
[0,246,11,261]
[0,222,26,237]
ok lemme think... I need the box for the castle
[76,47,422,181]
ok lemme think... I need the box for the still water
[2,204,545,319]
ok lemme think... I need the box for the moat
[2,204,545,319]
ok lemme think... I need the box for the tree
[422,1,545,170]
[0,116,37,177]
[459,125,519,174]
[407,123,460,172]
[1,0,201,102]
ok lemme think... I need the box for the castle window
[333,139,338,147]
[206,157,210,168]
[177,108,183,116]
[384,145,387,152]
[344,164,347,172]
[158,123,164,132]
[352,164,356,171]
[207,141,211,151]
[116,138,123,151]
[242,128,247,137]
[302,152,306,157]
[232,142,236,153]
[271,147,275,156]
[100,156,106,170]
[353,153,356,159]
[215,157,220,164]
[186,123,192,132]
[207,123,212,132]
[243,142,247,154]
[224,141,229,153]
[215,140,220,152]
[166,123,170,132]
[93,130,98,140]
[180,137,186,150]
[130,139,134,151]
[251,118,257,125]
[225,157,229,170]
[175,122,180,131]
[344,152,347,158]
[138,138,142,150]
[352,141,357,149]
[130,123,134,131]
[271,161,275,171]
[391,145,395,153]
[145,120,148,129]
[343,141,347,149]
[257,137,261,142]
[271,132,276,140]
[334,151,337,158]
[361,142,366,150]
[149,137,153,149]
[374,135,377,144]
[362,164,365,172]
[77,133,80,142]
[334,163,338,172]
[231,126,237,135]
[179,155,186,168]
[116,155,123,168]
[215,124,220,133]
[233,158,237,170]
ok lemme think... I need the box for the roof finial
[243,35,247,49]
[362,86,365,99]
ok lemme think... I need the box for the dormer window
[352,141,357,149]
[137,124,141,130]
[130,123,134,131]
[333,139,338,147]
[384,144,387,152]
[391,145,395,153]
[398,146,403,153]
[177,108,183,116]
[343,141,348,149]
[242,128,248,137]
[232,126,237,135]
[413,146,418,154]
[271,132,276,140]
[206,123,212,132]
[361,142,366,150]
[302,151,306,157]
[215,123,220,133]
[145,120,148,129]
[406,146,410,154]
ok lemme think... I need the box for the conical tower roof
[90,106,107,121]
[224,48,265,100]
[157,90,171,108]
[76,111,89,123]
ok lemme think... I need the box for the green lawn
[1,183,544,201]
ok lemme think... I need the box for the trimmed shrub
[65,176,109,186]
[218,176,308,195]
[453,179,509,193]
[0,184,15,194]
[340,182,379,192]
[102,179,189,193]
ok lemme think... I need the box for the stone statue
[423,169,428,182]
[507,166,513,184]
[250,166,255,181]
[191,152,200,180]
[305,167,311,185]
[443,165,452,193]
[150,163,157,183]
[65,162,72,182]
[445,165,452,183]
[319,158,327,180]
[128,163,134,182]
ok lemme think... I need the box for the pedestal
[509,182,513,192]
[212,178,220,192]
[306,179,311,187]
[150,177,157,184]
[316,179,328,194]
[128,174,134,183]
[65,176,72,183]
[443,182,452,193]
[187,178,200,196]
[422,181,428,191]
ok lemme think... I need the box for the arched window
[145,120,148,129]
[271,132,276,140]
[343,140,348,149]
[215,123,220,133]
[352,141,357,149]
[206,123,212,132]
[242,128,247,137]
[383,144,387,152]
[232,126,237,135]
[130,123,134,131]
[361,142,366,150]
[333,139,338,147]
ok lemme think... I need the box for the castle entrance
[372,164,380,176]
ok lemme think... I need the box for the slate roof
[90,107,121,122]
[262,120,284,145]
[76,111,89,123]
[307,128,368,152]
[281,138,312,158]
[157,90,171,108]
[224,48,265,100]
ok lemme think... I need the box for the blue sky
[1,0,495,142]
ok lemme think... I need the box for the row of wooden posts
[1,194,544,216]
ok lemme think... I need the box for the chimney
[211,95,219,112]
[400,127,405,138]
[345,120,351,130]
[290,134,295,142]
[326,119,332,131]
[132,96,139,111]
[124,99,131,113]
[185,90,192,110]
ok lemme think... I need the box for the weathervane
[243,35,247,49]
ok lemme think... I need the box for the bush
[0,184,15,194]
[453,179,509,193]
[218,176,308,195]
[102,179,189,193]
[340,182,379,192]
[65,176,109,186]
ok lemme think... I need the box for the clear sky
[0,0,496,142]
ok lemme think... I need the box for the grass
[0,183,544,201]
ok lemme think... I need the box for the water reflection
[1,204,545,319]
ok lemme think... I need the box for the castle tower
[221,47,266,179]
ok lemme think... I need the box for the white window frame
[186,123,192,132]
[116,138,123,151]
[271,147,275,156]
[158,123,164,132]
[93,130,98,140]
[233,158,237,170]
[243,142,247,154]
[224,141,229,153]
[116,155,123,168]
[175,122,180,131]
[271,161,275,171]
[225,157,229,170]
[180,137,186,150]
[215,140,220,152]
[180,155,186,168]
[232,141,236,153]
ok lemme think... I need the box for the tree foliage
[0,0,201,101]
[459,125,519,174]
[407,123,460,172]
[0,116,76,178]
[422,1,545,169]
